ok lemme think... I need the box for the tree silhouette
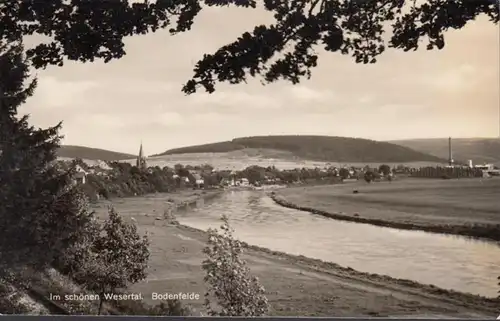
[1,0,497,95]
[0,43,96,281]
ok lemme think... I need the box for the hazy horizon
[60,135,499,156]
[22,5,499,155]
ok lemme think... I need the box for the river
[172,190,500,298]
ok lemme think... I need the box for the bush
[72,207,150,315]
[364,171,375,183]
[0,283,31,314]
[202,215,269,316]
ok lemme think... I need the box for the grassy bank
[1,190,222,316]
[271,179,500,242]
[90,191,498,317]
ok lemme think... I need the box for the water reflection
[176,190,500,298]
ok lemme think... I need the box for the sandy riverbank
[98,189,499,318]
[271,178,500,242]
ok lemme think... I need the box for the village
[60,139,499,202]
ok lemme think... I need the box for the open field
[121,149,444,171]
[90,191,498,317]
[272,178,500,239]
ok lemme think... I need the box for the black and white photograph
[0,0,499,318]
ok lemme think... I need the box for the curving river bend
[173,190,500,298]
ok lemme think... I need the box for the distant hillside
[154,136,445,163]
[390,138,500,165]
[57,145,136,161]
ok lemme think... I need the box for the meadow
[274,178,500,228]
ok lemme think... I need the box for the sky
[21,5,500,155]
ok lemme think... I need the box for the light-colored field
[90,191,497,317]
[275,178,500,227]
[121,149,444,171]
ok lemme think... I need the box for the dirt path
[100,191,498,317]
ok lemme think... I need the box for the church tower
[136,141,147,170]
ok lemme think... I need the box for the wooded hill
[390,138,500,165]
[57,145,136,161]
[154,135,445,163]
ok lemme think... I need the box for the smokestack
[468,160,473,168]
[448,137,453,166]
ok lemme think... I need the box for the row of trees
[76,162,401,200]
[0,44,269,316]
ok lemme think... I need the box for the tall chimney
[448,137,453,166]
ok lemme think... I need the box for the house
[192,173,204,188]
[95,160,111,171]
[73,165,87,185]
[240,178,250,186]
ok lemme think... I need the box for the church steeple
[136,141,147,170]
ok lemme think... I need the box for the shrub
[0,283,31,314]
[73,207,150,315]
[339,168,350,180]
[202,215,269,316]
[364,171,375,183]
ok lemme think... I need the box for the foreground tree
[77,207,150,315]
[202,215,269,316]
[1,1,497,95]
[0,42,96,281]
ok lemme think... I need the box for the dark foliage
[0,43,95,279]
[153,141,246,156]
[156,135,444,162]
[339,167,350,179]
[364,170,375,183]
[378,164,391,176]
[58,146,136,162]
[1,1,497,94]
[81,163,178,201]
[0,283,31,314]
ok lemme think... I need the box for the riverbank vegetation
[64,160,350,202]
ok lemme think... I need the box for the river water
[173,190,500,298]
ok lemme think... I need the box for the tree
[1,1,497,95]
[378,164,391,176]
[339,168,350,180]
[0,42,96,281]
[77,207,150,315]
[364,170,375,183]
[202,215,269,316]
[243,166,266,185]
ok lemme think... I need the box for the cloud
[21,9,499,153]
[26,76,97,109]
[187,88,283,111]
[288,86,334,102]
[422,64,478,92]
